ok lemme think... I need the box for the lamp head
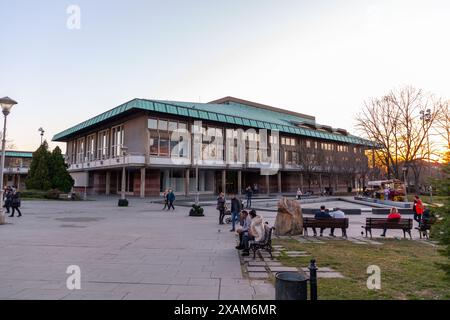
[0,97,18,115]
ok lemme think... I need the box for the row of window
[69,125,124,163]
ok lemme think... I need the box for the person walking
[413,195,424,226]
[9,190,22,217]
[216,192,226,225]
[245,186,253,208]
[167,189,175,211]
[3,186,12,214]
[230,194,242,232]
[162,189,169,210]
[296,188,303,200]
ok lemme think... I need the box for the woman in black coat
[9,191,22,217]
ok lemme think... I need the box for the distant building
[2,151,33,190]
[52,97,374,197]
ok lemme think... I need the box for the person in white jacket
[241,210,264,256]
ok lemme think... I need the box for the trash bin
[275,271,308,300]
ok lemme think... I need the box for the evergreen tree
[49,146,74,192]
[431,151,450,278]
[26,141,52,190]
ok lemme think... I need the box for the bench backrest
[372,208,414,215]
[365,217,412,229]
[302,208,361,215]
[303,217,349,228]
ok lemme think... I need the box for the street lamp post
[0,97,18,225]
[120,146,128,202]
[420,109,433,203]
[38,127,45,145]
[402,165,408,203]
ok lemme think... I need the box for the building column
[319,174,323,193]
[237,170,242,195]
[105,171,111,195]
[277,171,282,194]
[17,174,21,189]
[185,168,190,196]
[222,170,226,194]
[300,173,304,192]
[266,175,270,196]
[140,168,146,198]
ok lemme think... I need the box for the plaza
[0,196,433,300]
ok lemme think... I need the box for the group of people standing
[3,186,22,217]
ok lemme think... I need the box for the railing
[2,167,29,174]
[67,153,146,170]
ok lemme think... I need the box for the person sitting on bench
[235,210,250,250]
[313,205,332,236]
[240,210,264,256]
[380,207,401,237]
[329,207,346,237]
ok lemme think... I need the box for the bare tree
[356,86,444,192]
[434,100,450,151]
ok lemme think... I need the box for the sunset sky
[1,0,449,153]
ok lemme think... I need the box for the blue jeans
[246,197,252,208]
[231,211,239,230]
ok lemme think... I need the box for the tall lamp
[0,97,18,225]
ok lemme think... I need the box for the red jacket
[415,200,424,215]
[387,212,401,219]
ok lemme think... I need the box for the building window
[111,125,124,158]
[97,130,110,160]
[148,118,189,157]
[86,134,96,161]
[76,138,85,163]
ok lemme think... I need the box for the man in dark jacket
[230,194,242,232]
[245,186,253,208]
[9,191,22,217]
[3,187,12,214]
[313,205,332,236]
[167,189,175,211]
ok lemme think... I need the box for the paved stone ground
[0,199,274,300]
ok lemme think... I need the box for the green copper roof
[3,151,33,158]
[52,98,374,146]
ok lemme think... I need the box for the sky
[1,0,449,152]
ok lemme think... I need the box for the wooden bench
[372,208,414,215]
[302,208,361,215]
[249,226,275,259]
[362,218,413,239]
[303,218,349,238]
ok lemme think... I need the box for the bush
[189,204,204,216]
[20,190,48,199]
[44,189,62,200]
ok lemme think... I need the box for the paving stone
[284,251,307,255]
[268,266,299,272]
[317,272,345,279]
[248,272,269,279]
[247,261,267,266]
[265,261,282,267]
[247,266,267,272]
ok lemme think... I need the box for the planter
[189,204,204,216]
[118,199,129,207]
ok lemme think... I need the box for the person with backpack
[3,186,12,214]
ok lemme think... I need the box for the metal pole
[195,162,199,205]
[427,131,433,203]
[0,114,8,224]
[121,165,126,200]
[308,259,318,301]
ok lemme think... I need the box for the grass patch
[274,238,450,300]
